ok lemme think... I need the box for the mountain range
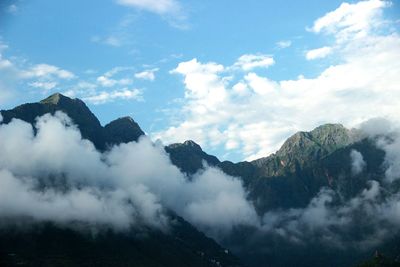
[0,93,399,267]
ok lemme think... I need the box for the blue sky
[0,0,399,161]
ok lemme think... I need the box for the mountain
[0,93,145,150]
[1,93,399,267]
[209,124,360,213]
[104,116,145,147]
[165,140,220,175]
[0,94,243,267]
[0,215,242,267]
[164,123,399,267]
[355,252,400,267]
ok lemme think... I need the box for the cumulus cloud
[305,46,333,60]
[310,0,389,42]
[233,54,275,71]
[155,0,400,161]
[0,112,258,236]
[350,149,366,175]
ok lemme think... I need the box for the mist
[0,112,258,236]
[253,118,400,249]
[1,113,400,249]
[350,149,366,176]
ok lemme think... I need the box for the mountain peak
[110,116,135,124]
[278,123,357,155]
[183,140,202,150]
[252,123,360,176]
[165,140,220,174]
[104,116,145,146]
[40,93,70,105]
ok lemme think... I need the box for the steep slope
[0,94,243,267]
[0,93,145,150]
[0,215,242,267]
[104,116,145,147]
[1,93,106,150]
[165,140,220,175]
[252,123,360,177]
[217,124,361,212]
[220,137,392,267]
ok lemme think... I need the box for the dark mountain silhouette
[0,93,145,150]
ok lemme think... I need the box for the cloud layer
[1,112,400,250]
[0,112,258,235]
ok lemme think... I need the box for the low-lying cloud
[254,118,400,249]
[0,112,258,236]
[1,113,400,250]
[350,149,366,176]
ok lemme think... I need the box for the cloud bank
[0,112,258,236]
[1,112,400,250]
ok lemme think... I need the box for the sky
[0,0,399,161]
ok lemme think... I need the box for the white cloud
[97,76,132,87]
[28,81,58,91]
[21,64,75,80]
[0,43,12,69]
[94,66,135,87]
[233,54,275,71]
[361,119,400,183]
[116,0,181,15]
[350,149,366,175]
[260,181,394,248]
[311,0,390,42]
[0,112,258,235]
[155,1,400,160]
[135,68,159,81]
[305,46,333,60]
[0,54,12,69]
[2,111,400,247]
[83,88,142,104]
[276,40,292,49]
